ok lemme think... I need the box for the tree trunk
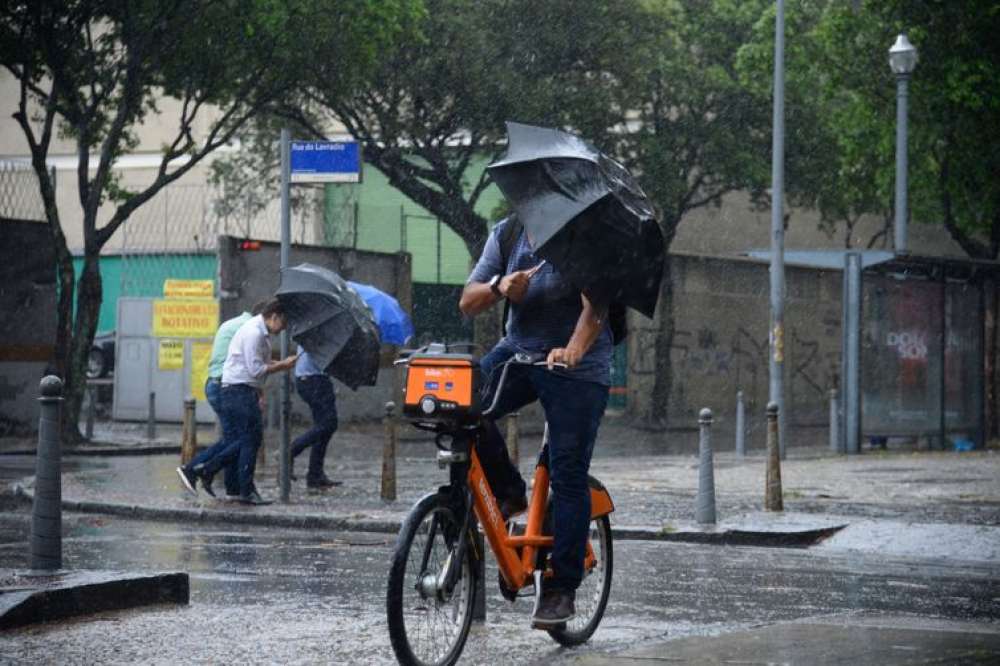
[61,253,103,445]
[648,254,675,426]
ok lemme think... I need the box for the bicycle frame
[466,441,614,592]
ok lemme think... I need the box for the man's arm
[459,268,540,316]
[546,293,609,369]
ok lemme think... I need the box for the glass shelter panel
[944,281,982,439]
[862,275,943,436]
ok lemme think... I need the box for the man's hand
[546,345,584,369]
[500,261,545,303]
[269,353,299,374]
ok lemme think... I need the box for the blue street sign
[289,140,362,183]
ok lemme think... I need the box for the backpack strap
[496,214,522,337]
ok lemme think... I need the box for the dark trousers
[291,375,338,481]
[187,377,239,494]
[218,384,263,496]
[477,345,609,592]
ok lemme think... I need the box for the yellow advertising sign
[158,339,184,370]
[190,341,213,401]
[163,279,215,299]
[152,299,219,339]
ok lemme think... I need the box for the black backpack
[497,216,628,346]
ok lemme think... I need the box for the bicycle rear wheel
[547,514,613,646]
[387,492,476,666]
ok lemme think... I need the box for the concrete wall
[216,235,412,421]
[627,253,843,450]
[0,220,57,432]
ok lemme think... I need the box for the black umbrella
[487,121,664,318]
[275,263,380,389]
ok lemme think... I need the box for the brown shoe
[533,589,575,627]
[499,494,528,521]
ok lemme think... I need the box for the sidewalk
[5,417,1000,564]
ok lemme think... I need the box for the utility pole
[769,0,788,459]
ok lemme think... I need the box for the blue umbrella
[347,281,414,346]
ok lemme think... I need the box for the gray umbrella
[275,263,380,389]
[487,121,664,318]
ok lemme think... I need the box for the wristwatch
[489,274,504,299]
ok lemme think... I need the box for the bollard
[735,390,746,457]
[695,408,716,524]
[506,412,520,468]
[381,401,397,501]
[829,389,840,453]
[85,382,96,441]
[180,398,197,465]
[765,402,783,511]
[31,376,64,570]
[147,391,157,440]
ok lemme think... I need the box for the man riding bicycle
[459,215,611,627]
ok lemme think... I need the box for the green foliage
[738,0,1000,255]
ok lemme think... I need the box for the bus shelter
[748,250,996,453]
[861,255,993,450]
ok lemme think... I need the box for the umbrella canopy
[276,263,380,389]
[346,281,414,346]
[487,121,664,318]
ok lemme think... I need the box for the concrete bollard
[735,390,746,457]
[381,401,397,501]
[506,412,520,468]
[829,389,840,453]
[31,376,64,570]
[147,391,156,440]
[695,408,716,524]
[765,402,783,512]
[85,383,96,441]
[180,398,197,465]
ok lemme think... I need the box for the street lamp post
[889,33,918,254]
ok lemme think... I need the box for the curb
[0,445,181,457]
[0,571,189,630]
[10,485,844,548]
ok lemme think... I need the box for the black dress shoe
[200,472,217,498]
[532,589,575,627]
[306,476,342,489]
[238,490,273,506]
[176,466,198,496]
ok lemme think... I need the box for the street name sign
[290,140,361,183]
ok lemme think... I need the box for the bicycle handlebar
[481,353,566,417]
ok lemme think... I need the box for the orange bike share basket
[402,351,482,423]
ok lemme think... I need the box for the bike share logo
[478,477,502,529]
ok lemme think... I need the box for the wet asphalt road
[0,509,998,664]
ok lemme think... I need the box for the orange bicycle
[386,345,614,666]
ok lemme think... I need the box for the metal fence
[0,161,48,222]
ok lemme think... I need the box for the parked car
[87,331,116,379]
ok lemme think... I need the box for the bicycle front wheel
[387,492,476,666]
[548,514,613,647]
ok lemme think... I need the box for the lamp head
[889,33,918,76]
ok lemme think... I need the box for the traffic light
[239,239,261,251]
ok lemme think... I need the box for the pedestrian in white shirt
[177,299,296,505]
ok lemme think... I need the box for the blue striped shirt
[468,218,611,385]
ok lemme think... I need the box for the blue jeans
[478,345,609,592]
[212,384,263,496]
[291,375,338,481]
[187,377,240,495]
